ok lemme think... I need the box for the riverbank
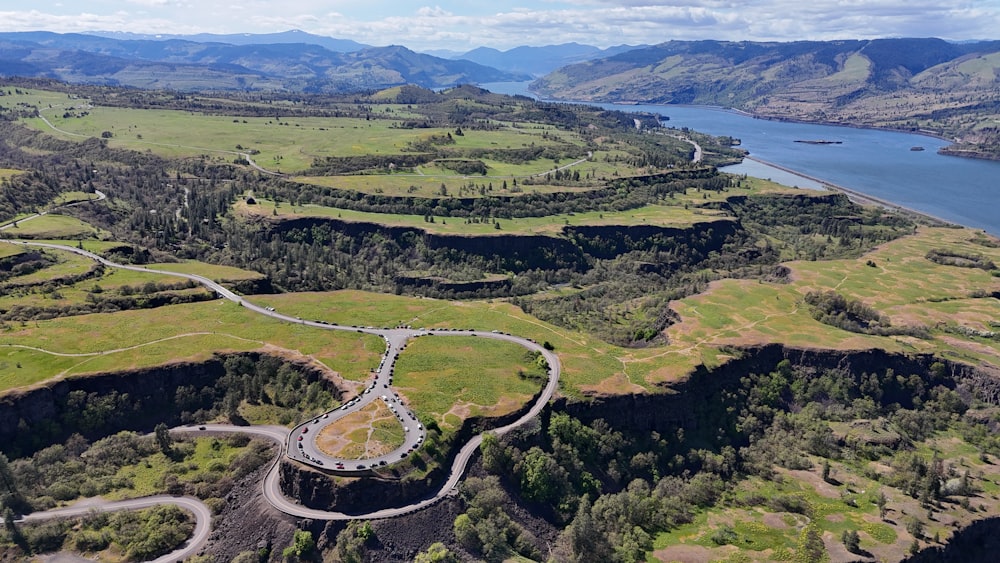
[742,156,957,227]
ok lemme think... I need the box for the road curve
[2,236,562,521]
[3,495,212,563]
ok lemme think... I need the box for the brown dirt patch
[783,468,841,499]
[651,544,724,563]
[579,371,647,396]
[762,512,796,529]
[315,401,402,459]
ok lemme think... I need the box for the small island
[794,139,843,145]
[911,146,925,151]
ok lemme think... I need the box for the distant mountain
[458,42,645,77]
[0,32,529,92]
[88,29,369,53]
[533,38,1000,159]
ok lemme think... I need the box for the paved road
[4,495,213,563]
[0,189,105,232]
[665,133,703,163]
[2,235,562,520]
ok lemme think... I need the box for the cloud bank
[2,1,997,50]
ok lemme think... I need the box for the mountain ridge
[0,31,529,92]
[532,37,1000,159]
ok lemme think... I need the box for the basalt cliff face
[559,344,998,435]
[267,215,742,275]
[0,352,341,457]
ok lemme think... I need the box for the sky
[0,1,998,52]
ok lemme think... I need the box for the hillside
[457,42,645,77]
[0,31,528,92]
[534,38,1000,160]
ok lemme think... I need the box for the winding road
[0,209,562,556]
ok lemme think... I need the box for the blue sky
[1,1,998,51]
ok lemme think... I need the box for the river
[481,81,1000,236]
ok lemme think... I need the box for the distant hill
[87,29,370,53]
[0,31,528,92]
[533,38,1000,160]
[457,42,645,77]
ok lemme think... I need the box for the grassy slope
[392,335,545,430]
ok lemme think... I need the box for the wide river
[483,82,1000,236]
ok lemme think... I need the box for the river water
[482,82,1000,235]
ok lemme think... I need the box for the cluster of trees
[210,355,338,425]
[3,504,194,561]
[3,430,270,513]
[926,248,997,270]
[0,278,213,323]
[439,356,989,562]
[804,290,929,337]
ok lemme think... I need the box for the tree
[2,506,18,537]
[795,524,828,563]
[414,542,458,563]
[154,423,173,455]
[876,489,888,520]
[841,529,861,554]
[453,513,479,551]
[0,453,25,513]
[480,432,509,474]
[515,447,569,505]
[282,530,315,560]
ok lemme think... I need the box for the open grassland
[0,266,208,310]
[235,197,732,236]
[0,244,25,259]
[1,247,98,286]
[651,428,1000,563]
[248,290,643,396]
[25,96,584,174]
[391,335,545,430]
[1,223,996,403]
[0,300,383,391]
[234,176,797,236]
[316,401,406,459]
[292,173,602,199]
[0,88,79,111]
[664,226,1000,378]
[11,87,693,192]
[0,168,22,180]
[0,213,108,239]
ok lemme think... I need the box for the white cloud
[0,1,997,50]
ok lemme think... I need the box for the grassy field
[2,223,997,403]
[247,290,636,396]
[234,176,798,236]
[0,299,384,391]
[0,267,208,311]
[663,226,1000,382]
[8,86,695,196]
[392,335,546,430]
[292,173,603,199]
[236,197,732,236]
[0,213,108,239]
[1,247,98,286]
[0,168,22,181]
[650,424,1000,563]
[23,95,583,175]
